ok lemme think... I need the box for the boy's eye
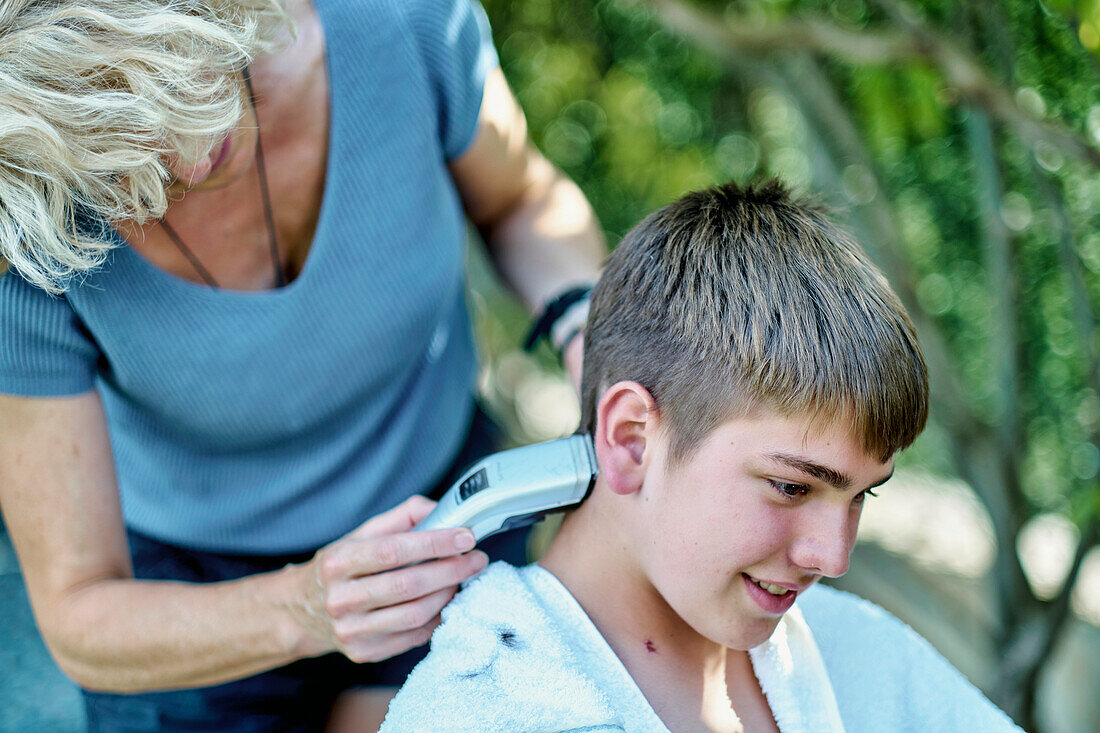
[853,488,880,504]
[769,480,809,499]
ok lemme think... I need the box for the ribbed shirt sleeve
[406,0,499,161]
[0,271,98,396]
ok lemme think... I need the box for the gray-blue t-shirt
[0,0,496,554]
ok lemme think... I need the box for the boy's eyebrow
[763,452,894,491]
[765,453,851,489]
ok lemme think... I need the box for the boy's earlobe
[594,381,656,496]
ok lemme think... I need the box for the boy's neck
[540,505,775,732]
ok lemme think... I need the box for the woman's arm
[0,392,486,692]
[448,67,603,387]
[448,67,605,309]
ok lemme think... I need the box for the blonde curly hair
[0,0,291,293]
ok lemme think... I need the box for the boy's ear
[594,381,658,496]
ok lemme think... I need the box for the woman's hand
[0,392,486,689]
[291,495,488,663]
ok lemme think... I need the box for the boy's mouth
[749,576,791,596]
[742,573,800,614]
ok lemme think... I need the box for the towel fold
[381,563,1025,733]
[749,600,846,732]
[381,563,624,732]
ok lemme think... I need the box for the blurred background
[3,0,1098,731]
[471,1,1100,732]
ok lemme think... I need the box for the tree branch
[964,105,1037,629]
[648,0,1100,169]
[647,3,1038,632]
[762,54,1033,630]
[965,113,1017,453]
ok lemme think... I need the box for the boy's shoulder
[379,562,628,732]
[796,582,956,673]
[795,584,1023,733]
[797,582,906,634]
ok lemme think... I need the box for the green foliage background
[473,1,1100,729]
[478,0,1099,515]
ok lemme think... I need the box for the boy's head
[552,181,929,653]
[580,179,927,466]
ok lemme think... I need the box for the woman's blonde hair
[0,0,291,293]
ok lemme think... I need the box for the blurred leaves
[474,0,1099,727]
[480,0,1099,519]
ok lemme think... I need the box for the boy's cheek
[660,576,783,651]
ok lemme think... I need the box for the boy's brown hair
[580,180,928,464]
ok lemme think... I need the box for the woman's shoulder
[0,265,75,313]
[331,0,481,30]
[0,267,101,397]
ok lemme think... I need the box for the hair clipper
[414,434,598,542]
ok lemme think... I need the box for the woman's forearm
[0,391,323,693]
[448,68,605,313]
[45,562,322,692]
[484,159,605,312]
[36,496,485,694]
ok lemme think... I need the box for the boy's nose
[790,509,856,578]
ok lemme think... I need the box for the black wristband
[523,286,592,352]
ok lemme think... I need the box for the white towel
[381,563,625,732]
[381,563,1024,732]
[749,603,846,732]
[797,585,1026,733]
[382,563,846,732]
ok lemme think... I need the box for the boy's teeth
[754,579,790,596]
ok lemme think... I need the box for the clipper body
[415,434,598,542]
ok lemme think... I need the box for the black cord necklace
[159,67,286,289]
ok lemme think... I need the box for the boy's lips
[745,574,810,593]
[742,573,801,615]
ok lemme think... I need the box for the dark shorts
[83,407,529,733]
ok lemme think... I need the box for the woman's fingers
[341,615,444,665]
[321,554,479,662]
[332,587,455,649]
[319,527,477,582]
[324,551,488,617]
[297,496,486,663]
[347,495,437,540]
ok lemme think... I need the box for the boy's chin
[705,615,785,652]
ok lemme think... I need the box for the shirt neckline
[113,3,337,301]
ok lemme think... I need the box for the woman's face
[166,74,258,193]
